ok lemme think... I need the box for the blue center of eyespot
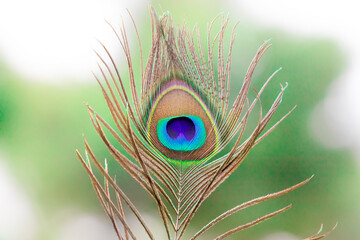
[157,115,206,152]
[166,116,196,141]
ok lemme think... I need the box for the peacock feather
[76,7,336,240]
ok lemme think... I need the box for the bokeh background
[0,0,359,239]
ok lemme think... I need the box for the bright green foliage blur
[0,0,359,239]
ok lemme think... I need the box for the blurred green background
[0,0,359,239]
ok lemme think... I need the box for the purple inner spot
[166,117,195,141]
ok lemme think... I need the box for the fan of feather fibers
[76,7,336,240]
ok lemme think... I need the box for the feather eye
[77,7,336,240]
[147,78,218,161]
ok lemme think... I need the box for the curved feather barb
[76,7,336,240]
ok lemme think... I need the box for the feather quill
[76,7,336,240]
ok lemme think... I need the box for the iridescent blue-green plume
[76,7,336,240]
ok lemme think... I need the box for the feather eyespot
[147,80,219,161]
